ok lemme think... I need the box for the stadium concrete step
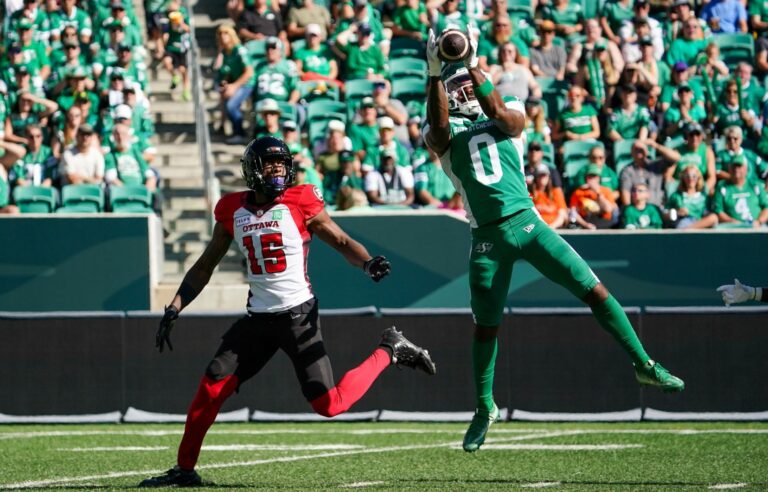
[152,281,249,311]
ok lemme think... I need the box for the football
[437,29,469,63]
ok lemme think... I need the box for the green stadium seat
[540,142,555,168]
[507,0,534,21]
[392,77,426,104]
[110,185,154,214]
[536,76,569,95]
[308,117,346,145]
[13,186,57,213]
[291,39,307,54]
[389,57,428,80]
[307,100,348,124]
[390,37,426,59]
[57,184,104,213]
[277,101,298,124]
[712,33,754,69]
[345,79,376,102]
[244,39,266,61]
[541,91,566,121]
[582,0,604,19]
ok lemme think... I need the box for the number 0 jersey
[423,98,533,228]
[214,185,325,313]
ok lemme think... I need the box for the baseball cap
[114,104,132,120]
[123,81,136,93]
[378,116,395,130]
[585,164,602,177]
[117,43,132,52]
[635,0,649,5]
[639,35,653,46]
[535,164,550,176]
[110,1,125,9]
[729,154,747,167]
[63,39,79,48]
[78,123,95,134]
[360,96,375,108]
[526,96,542,106]
[282,119,297,131]
[539,20,555,32]
[339,150,356,163]
[677,81,692,92]
[685,122,703,135]
[528,141,542,151]
[673,0,691,7]
[622,83,637,93]
[68,65,88,78]
[358,22,372,37]
[258,98,281,113]
[266,36,282,49]
[595,41,607,51]
[673,61,689,72]
[327,119,345,133]
[306,23,322,37]
[110,69,125,80]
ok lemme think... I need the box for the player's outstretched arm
[716,279,767,306]
[307,209,391,282]
[424,29,451,156]
[461,28,524,137]
[156,223,233,352]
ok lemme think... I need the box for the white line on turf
[708,484,748,490]
[202,444,365,451]
[340,481,386,488]
[521,482,562,488]
[475,444,643,451]
[57,447,168,452]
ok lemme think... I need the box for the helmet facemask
[242,138,295,200]
[444,70,482,118]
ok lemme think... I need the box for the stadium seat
[291,39,307,54]
[298,80,340,102]
[307,100,348,124]
[389,57,428,80]
[344,78,376,110]
[390,37,426,59]
[110,185,154,214]
[612,139,657,176]
[507,0,534,21]
[12,186,57,214]
[56,184,105,213]
[277,101,298,124]
[308,117,345,145]
[392,77,426,105]
[541,91,566,122]
[540,142,555,168]
[712,33,754,69]
[244,39,266,61]
[535,77,569,95]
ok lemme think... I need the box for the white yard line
[340,481,386,488]
[708,484,748,490]
[521,482,562,488]
[202,444,364,451]
[58,446,168,452]
[478,444,643,451]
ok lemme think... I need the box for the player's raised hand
[716,279,756,306]
[156,305,180,352]
[427,29,442,77]
[364,256,391,282]
[464,25,479,69]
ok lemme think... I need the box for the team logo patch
[235,215,251,227]
[313,185,324,202]
[474,242,494,253]
[272,210,283,221]
[523,223,536,233]
[256,210,264,217]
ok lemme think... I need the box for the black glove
[363,256,391,282]
[156,305,179,352]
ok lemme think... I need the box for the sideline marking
[522,482,562,488]
[203,444,364,451]
[58,447,167,452]
[340,481,386,488]
[708,484,747,490]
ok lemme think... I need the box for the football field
[1,422,767,490]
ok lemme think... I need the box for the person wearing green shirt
[252,98,284,140]
[574,145,619,196]
[713,157,768,228]
[422,46,684,454]
[254,37,300,103]
[347,96,379,158]
[335,23,388,80]
[713,79,759,137]
[162,10,191,100]
[607,84,650,141]
[8,1,50,45]
[662,83,707,138]
[332,1,385,45]
[322,150,364,204]
[621,183,663,229]
[541,0,584,42]
[665,18,707,67]
[667,164,719,229]
[391,0,428,41]
[477,15,530,71]
[294,24,338,81]
[749,0,768,36]
[556,86,600,141]
[56,67,100,113]
[215,25,254,144]
[17,19,51,83]
[51,0,93,43]
[362,117,410,171]
[8,124,56,187]
[715,126,766,186]
[600,0,634,45]
[105,124,157,193]
[652,122,717,193]
[659,63,705,112]
[413,150,457,207]
[432,0,473,34]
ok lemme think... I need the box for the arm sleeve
[299,184,326,220]
[214,192,242,237]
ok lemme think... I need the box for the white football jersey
[214,185,325,313]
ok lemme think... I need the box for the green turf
[1,422,767,490]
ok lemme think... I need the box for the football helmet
[241,136,295,199]
[441,63,481,118]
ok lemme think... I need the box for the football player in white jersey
[140,137,436,488]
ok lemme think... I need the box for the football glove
[464,26,479,70]
[364,256,391,282]
[716,279,761,306]
[156,305,179,352]
[426,29,442,77]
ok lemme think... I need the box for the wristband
[754,287,763,301]
[475,79,494,98]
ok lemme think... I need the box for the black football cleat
[379,326,437,375]
[139,466,203,488]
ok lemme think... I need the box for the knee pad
[205,358,236,381]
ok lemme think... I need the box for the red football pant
[310,348,391,417]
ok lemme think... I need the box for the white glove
[716,278,760,306]
[464,26,479,70]
[426,29,442,77]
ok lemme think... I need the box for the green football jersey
[294,46,333,77]
[715,149,765,186]
[105,148,150,186]
[667,190,709,220]
[426,99,532,227]
[254,60,298,102]
[559,104,598,135]
[713,182,768,223]
[218,45,252,85]
[674,142,709,179]
[414,161,456,202]
[348,124,379,153]
[9,145,55,186]
[601,0,635,36]
[621,203,663,229]
[608,105,650,139]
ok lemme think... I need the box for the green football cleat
[462,403,500,452]
[634,360,685,392]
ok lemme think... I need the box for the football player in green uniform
[422,29,685,453]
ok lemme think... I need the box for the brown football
[437,29,469,63]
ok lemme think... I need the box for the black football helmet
[241,136,295,199]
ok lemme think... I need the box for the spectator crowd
[0,0,190,214]
[213,0,768,229]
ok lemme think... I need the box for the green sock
[472,337,498,413]
[591,294,650,366]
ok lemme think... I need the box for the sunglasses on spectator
[683,173,698,178]
[591,154,605,160]
[634,149,647,155]
[541,29,554,34]
[28,133,43,139]
[632,188,648,193]
[726,136,740,141]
